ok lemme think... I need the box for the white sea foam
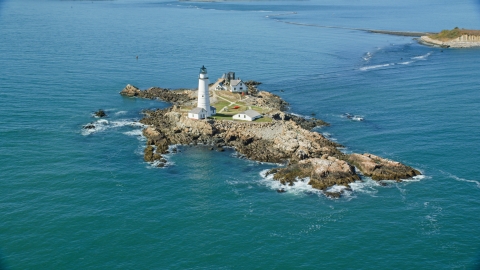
[399,61,413,65]
[359,63,392,71]
[411,52,432,60]
[441,170,480,188]
[258,169,323,196]
[290,113,312,119]
[123,129,145,141]
[348,178,380,197]
[110,120,145,128]
[363,52,373,61]
[81,118,145,136]
[81,119,110,136]
[115,111,128,116]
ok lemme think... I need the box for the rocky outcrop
[249,91,289,111]
[122,85,421,197]
[270,112,329,130]
[140,107,341,164]
[420,35,480,48]
[269,156,360,190]
[348,153,421,181]
[94,109,106,118]
[120,84,196,104]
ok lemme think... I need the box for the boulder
[120,84,140,97]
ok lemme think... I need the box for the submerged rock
[83,123,95,129]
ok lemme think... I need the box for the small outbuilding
[188,107,208,120]
[229,79,247,93]
[233,109,262,121]
[210,106,217,115]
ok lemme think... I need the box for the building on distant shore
[221,72,235,83]
[233,109,262,121]
[229,79,247,93]
[188,66,216,119]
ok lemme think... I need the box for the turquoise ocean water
[1,0,480,268]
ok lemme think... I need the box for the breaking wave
[258,169,323,196]
[359,63,392,71]
[440,170,480,188]
[82,119,145,136]
[412,52,432,60]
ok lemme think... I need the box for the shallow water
[1,0,480,269]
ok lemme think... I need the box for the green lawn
[211,113,235,120]
[254,117,272,123]
[212,101,230,110]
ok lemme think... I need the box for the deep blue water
[1,0,480,269]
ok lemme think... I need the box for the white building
[188,107,207,120]
[188,66,217,119]
[233,109,262,121]
[229,79,247,93]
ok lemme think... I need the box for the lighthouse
[188,65,216,119]
[197,65,211,116]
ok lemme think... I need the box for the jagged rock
[83,123,95,129]
[144,145,155,162]
[348,153,421,181]
[120,84,140,97]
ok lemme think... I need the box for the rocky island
[420,27,480,48]
[119,71,421,198]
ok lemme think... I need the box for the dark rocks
[83,123,95,129]
[94,109,106,118]
[324,191,341,199]
[277,188,286,193]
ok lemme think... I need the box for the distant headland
[419,28,480,48]
[118,66,421,198]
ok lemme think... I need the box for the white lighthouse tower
[188,65,216,119]
[197,65,211,116]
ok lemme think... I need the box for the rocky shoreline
[120,84,421,198]
[419,36,480,48]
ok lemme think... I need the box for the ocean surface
[1,0,480,269]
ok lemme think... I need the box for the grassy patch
[254,117,272,123]
[211,113,234,120]
[212,101,230,111]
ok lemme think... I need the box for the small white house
[188,107,207,120]
[233,109,262,121]
[229,79,247,93]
